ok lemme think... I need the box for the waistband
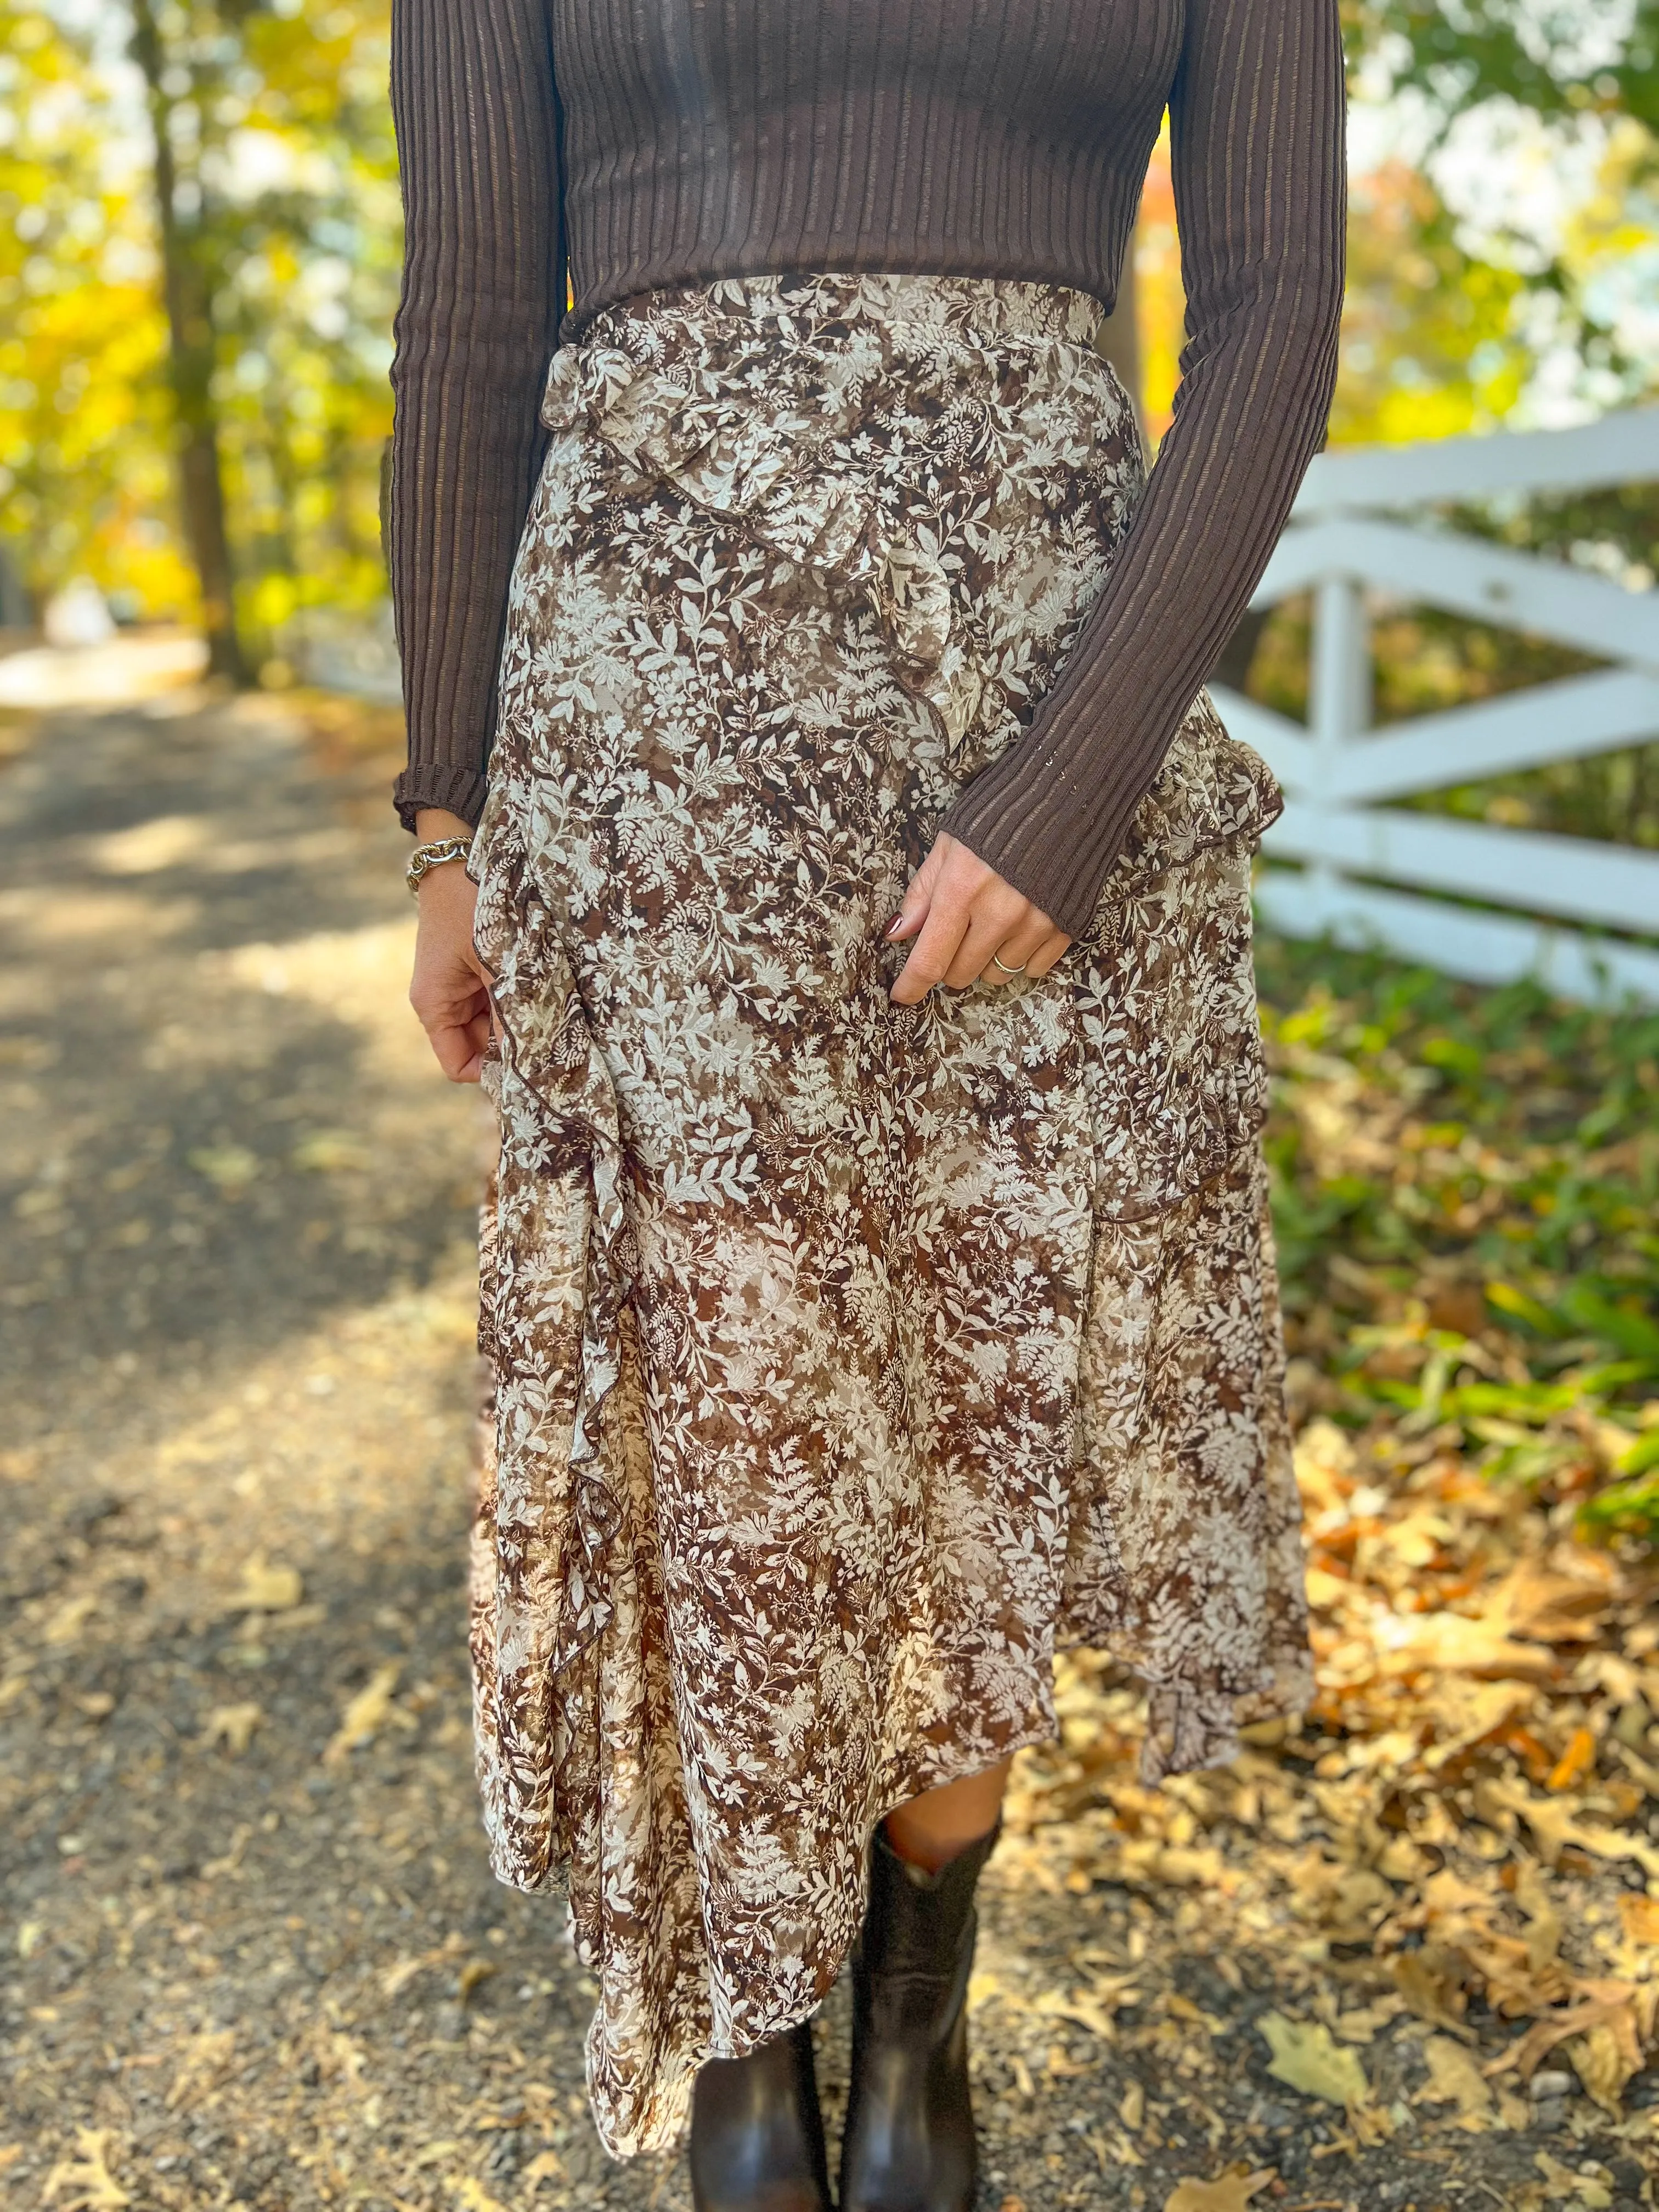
[580,270,1107,352]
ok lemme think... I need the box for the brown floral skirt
[467,272,1311,2156]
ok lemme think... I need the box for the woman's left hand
[885,832,1071,1004]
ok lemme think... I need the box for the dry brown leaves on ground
[998,1408,1659,2200]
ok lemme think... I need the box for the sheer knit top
[388,0,1345,937]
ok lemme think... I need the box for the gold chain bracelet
[405,834,474,896]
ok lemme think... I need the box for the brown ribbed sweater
[389,0,1345,938]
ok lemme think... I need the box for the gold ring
[991,951,1028,976]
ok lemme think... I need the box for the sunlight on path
[0,631,209,708]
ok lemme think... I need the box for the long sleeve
[389,0,564,832]
[937,0,1347,937]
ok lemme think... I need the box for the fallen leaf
[42,1593,99,1647]
[323,1661,400,1766]
[1487,1778,1659,1882]
[381,1934,466,1999]
[1032,1984,1137,2038]
[1618,1894,1659,1948]
[0,2145,25,2172]
[1331,1999,1399,2044]
[1546,1725,1596,1791]
[1420,1679,1537,1768]
[1491,1556,1620,1644]
[1534,2148,1613,2207]
[201,1702,263,1756]
[1515,1861,1563,1973]
[1491,1978,1655,2106]
[1303,1565,1350,1611]
[41,2130,129,2210]
[1294,1419,1356,1516]
[235,1554,303,1612]
[520,2151,565,2185]
[166,2028,236,2112]
[1388,1950,1469,2038]
[1415,2035,1495,2127]
[188,1144,260,1192]
[291,1130,370,1172]
[1257,2012,1370,2108]
[1615,1739,1659,1798]
[201,1820,253,1878]
[1163,2170,1276,2212]
[452,2181,511,2212]
[1375,1610,1555,1681]
[1562,1816,1659,1883]
[1566,2023,1641,2115]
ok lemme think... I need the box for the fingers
[883,836,951,950]
[940,897,1028,988]
[888,834,1071,1003]
[974,916,1048,985]
[412,972,493,1083]
[1015,929,1072,981]
[888,834,968,1005]
[975,913,1074,986]
[427,994,493,1082]
[890,899,972,1004]
[410,867,496,1083]
[893,888,1029,1000]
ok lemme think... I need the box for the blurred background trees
[0,0,397,673]
[1,0,1655,720]
[1137,0,1658,446]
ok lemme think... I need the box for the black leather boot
[838,1821,999,2212]
[689,2017,833,2212]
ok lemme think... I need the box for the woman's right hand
[409,809,495,1084]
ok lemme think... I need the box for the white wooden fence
[1214,409,1659,1007]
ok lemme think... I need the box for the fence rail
[1215,408,1659,1007]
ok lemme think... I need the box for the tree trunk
[128,0,247,685]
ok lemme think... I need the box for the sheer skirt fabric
[466,272,1311,2156]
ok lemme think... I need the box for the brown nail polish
[884,913,906,939]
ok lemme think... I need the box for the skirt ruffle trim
[1139,1660,1316,1787]
[471,822,638,1723]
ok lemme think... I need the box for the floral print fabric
[466,273,1312,2158]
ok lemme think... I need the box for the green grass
[1254,932,1659,1543]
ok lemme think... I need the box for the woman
[390,3,1344,2205]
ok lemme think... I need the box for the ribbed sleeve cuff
[394,763,491,834]
[938,741,1145,942]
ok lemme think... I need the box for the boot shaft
[690,2018,832,2212]
[838,1821,998,2212]
[853,1824,997,2043]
